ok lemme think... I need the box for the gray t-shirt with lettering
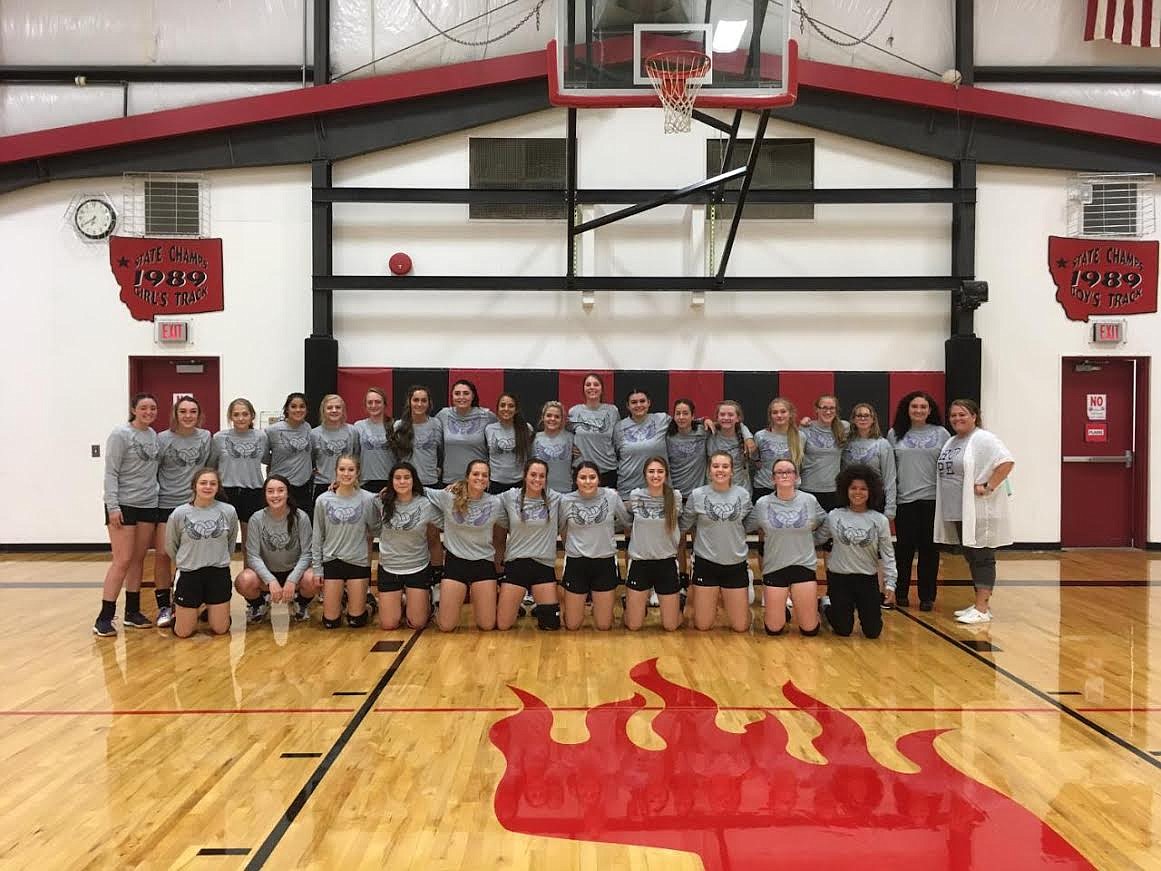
[680,484,753,565]
[937,434,970,522]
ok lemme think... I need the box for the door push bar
[1062,451,1133,468]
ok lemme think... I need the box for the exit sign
[155,319,191,344]
[1090,319,1125,345]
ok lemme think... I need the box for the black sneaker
[123,611,153,629]
[93,616,117,637]
[292,599,311,622]
[896,596,911,608]
[919,600,934,612]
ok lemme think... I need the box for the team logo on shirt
[834,517,873,546]
[279,431,311,451]
[903,428,945,450]
[622,420,658,443]
[572,412,610,434]
[759,436,789,461]
[319,436,349,457]
[706,496,746,522]
[387,506,423,531]
[668,436,701,457]
[416,429,439,451]
[492,434,517,454]
[184,510,231,540]
[260,524,293,551]
[165,442,205,466]
[445,415,486,436]
[569,498,609,526]
[361,432,391,451]
[325,499,365,524]
[535,440,569,461]
[845,442,878,464]
[766,501,809,529]
[804,426,836,449]
[453,501,494,527]
[518,499,549,523]
[132,437,159,461]
[224,436,261,458]
[630,498,665,520]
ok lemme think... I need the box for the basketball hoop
[645,50,711,134]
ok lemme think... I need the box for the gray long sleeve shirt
[706,426,754,494]
[246,508,313,583]
[752,430,792,491]
[615,412,672,498]
[567,403,621,472]
[354,418,397,482]
[374,495,442,574]
[667,429,708,496]
[103,424,160,512]
[311,488,376,572]
[157,428,214,509]
[165,501,239,570]
[437,407,497,482]
[213,427,269,488]
[311,423,359,485]
[888,424,953,503]
[800,421,849,494]
[626,487,683,561]
[533,431,575,493]
[819,507,898,590]
[395,417,443,486]
[499,488,561,567]
[486,421,534,485]
[427,487,505,561]
[679,484,753,564]
[745,491,827,575]
[264,420,314,486]
[559,488,630,559]
[842,436,898,518]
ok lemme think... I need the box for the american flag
[1085,0,1161,46]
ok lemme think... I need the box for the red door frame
[128,356,222,433]
[1061,355,1150,548]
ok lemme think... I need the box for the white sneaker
[954,604,977,617]
[956,608,993,624]
[647,590,660,608]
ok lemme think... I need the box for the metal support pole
[715,109,771,283]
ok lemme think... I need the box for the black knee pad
[322,616,342,629]
[533,604,561,631]
[347,611,369,628]
[799,625,820,637]
[764,625,785,636]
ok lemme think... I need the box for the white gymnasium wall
[0,166,312,544]
[976,165,1161,544]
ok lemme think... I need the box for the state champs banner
[109,236,225,322]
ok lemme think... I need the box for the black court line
[331,691,368,697]
[1048,691,1083,696]
[243,625,425,870]
[371,640,403,652]
[198,848,251,856]
[895,609,1161,773]
[279,752,323,759]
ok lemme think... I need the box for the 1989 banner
[109,236,225,322]
[1048,235,1158,323]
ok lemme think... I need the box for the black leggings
[895,499,938,603]
[826,572,882,639]
[954,522,996,590]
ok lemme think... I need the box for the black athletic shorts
[175,565,232,608]
[271,569,292,583]
[488,480,519,496]
[443,552,498,584]
[626,558,681,596]
[362,480,389,495]
[562,555,619,595]
[599,469,618,490]
[221,486,265,522]
[322,559,370,581]
[105,504,161,526]
[377,564,433,592]
[503,557,557,589]
[763,565,818,587]
[751,487,774,503]
[692,556,749,590]
[804,490,839,512]
[156,506,178,523]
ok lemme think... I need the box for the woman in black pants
[886,392,950,611]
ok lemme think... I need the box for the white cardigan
[934,428,1015,549]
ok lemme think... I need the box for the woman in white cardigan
[934,399,1015,624]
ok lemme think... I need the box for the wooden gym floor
[1,550,1160,870]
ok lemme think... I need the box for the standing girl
[614,389,672,500]
[842,402,897,518]
[559,461,631,631]
[374,462,441,630]
[887,391,951,610]
[752,398,803,502]
[428,459,506,631]
[706,401,758,495]
[154,395,215,629]
[438,379,496,486]
[95,393,161,636]
[311,454,377,628]
[486,393,534,493]
[311,394,359,503]
[567,373,621,489]
[213,397,268,554]
[496,459,562,631]
[355,387,397,494]
[236,474,318,623]
[666,398,708,497]
[167,467,239,638]
[393,385,444,489]
[680,451,754,633]
[746,459,826,636]
[533,400,576,493]
[265,392,315,516]
[800,394,849,511]
[624,457,684,632]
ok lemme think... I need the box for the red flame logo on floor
[489,658,1093,870]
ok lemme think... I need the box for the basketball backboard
[549,0,796,109]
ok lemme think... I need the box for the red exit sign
[155,319,190,344]
[1090,319,1125,344]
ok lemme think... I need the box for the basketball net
[645,50,711,134]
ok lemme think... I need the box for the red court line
[367,705,1067,714]
[0,707,356,717]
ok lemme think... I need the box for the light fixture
[712,20,748,53]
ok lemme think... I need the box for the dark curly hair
[834,463,886,513]
[890,391,943,440]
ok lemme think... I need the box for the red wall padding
[558,369,616,409]
[336,367,393,419]
[450,368,505,410]
[777,371,836,421]
[889,371,947,421]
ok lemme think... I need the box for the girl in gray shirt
[752,398,804,500]
[166,467,239,639]
[311,454,377,629]
[394,385,443,488]
[800,394,849,510]
[354,387,397,490]
[614,389,671,499]
[707,401,757,495]
[666,398,708,498]
[681,451,754,633]
[559,462,631,632]
[311,394,359,488]
[495,459,562,631]
[842,402,897,518]
[624,456,685,632]
[213,397,269,555]
[533,401,576,493]
[817,463,897,640]
[373,461,442,631]
[567,372,621,487]
[264,393,315,510]
[486,393,534,491]
[438,379,497,485]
